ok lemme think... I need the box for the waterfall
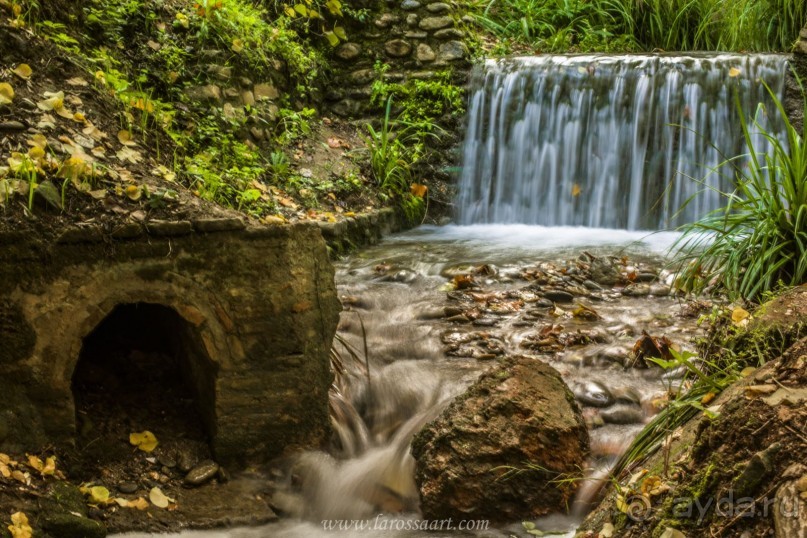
[456,54,790,230]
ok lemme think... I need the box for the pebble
[621,284,651,297]
[636,272,658,282]
[177,450,197,473]
[0,121,26,132]
[158,455,177,468]
[184,460,220,486]
[573,381,615,408]
[472,317,498,327]
[600,405,645,425]
[118,482,138,494]
[543,290,575,303]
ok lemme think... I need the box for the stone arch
[72,302,219,445]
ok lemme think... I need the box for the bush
[671,81,807,302]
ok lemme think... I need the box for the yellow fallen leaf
[149,486,172,508]
[740,366,756,377]
[88,485,110,504]
[0,462,10,478]
[27,455,44,472]
[572,183,582,197]
[11,470,30,485]
[28,133,48,149]
[28,146,45,161]
[73,112,86,122]
[42,456,57,476]
[701,392,716,405]
[8,512,32,538]
[731,306,750,325]
[232,38,244,52]
[729,67,741,78]
[12,63,32,80]
[129,430,158,451]
[37,90,64,112]
[0,453,11,464]
[0,82,14,105]
[67,77,89,86]
[117,147,142,164]
[117,129,136,146]
[410,183,428,198]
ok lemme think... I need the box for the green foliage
[468,0,807,52]
[371,65,465,124]
[671,83,807,303]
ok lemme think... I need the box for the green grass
[468,0,807,53]
[671,82,807,303]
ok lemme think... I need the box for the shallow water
[115,225,702,538]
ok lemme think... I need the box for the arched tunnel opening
[72,303,218,470]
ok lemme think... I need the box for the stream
[117,224,706,538]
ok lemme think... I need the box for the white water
[456,54,789,229]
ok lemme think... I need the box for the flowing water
[456,54,789,229]
[118,225,704,538]
[115,53,791,538]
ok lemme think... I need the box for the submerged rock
[411,355,589,522]
[184,460,220,486]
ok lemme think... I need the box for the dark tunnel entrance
[72,303,218,470]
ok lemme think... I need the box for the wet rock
[472,317,498,327]
[600,405,644,425]
[589,257,621,286]
[544,290,575,303]
[185,459,220,486]
[406,13,419,26]
[573,381,615,408]
[650,283,671,296]
[401,0,421,9]
[412,356,589,522]
[622,283,651,297]
[612,387,642,406]
[118,481,139,494]
[417,307,447,320]
[583,280,603,291]
[636,272,658,282]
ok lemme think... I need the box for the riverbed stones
[426,2,451,13]
[401,0,421,9]
[185,460,220,486]
[412,355,589,522]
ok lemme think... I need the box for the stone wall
[0,219,341,466]
[326,0,473,117]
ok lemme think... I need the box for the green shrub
[671,82,807,302]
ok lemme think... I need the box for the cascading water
[456,54,789,230]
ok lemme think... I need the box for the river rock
[118,481,139,494]
[573,380,615,408]
[412,356,589,522]
[589,257,621,286]
[184,459,220,486]
[600,405,644,425]
[543,289,575,303]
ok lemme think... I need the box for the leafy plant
[671,82,807,302]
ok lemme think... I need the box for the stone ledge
[192,217,246,233]
[56,226,104,244]
[146,220,193,237]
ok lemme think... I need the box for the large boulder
[411,356,589,522]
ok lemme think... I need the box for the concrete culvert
[71,303,218,466]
